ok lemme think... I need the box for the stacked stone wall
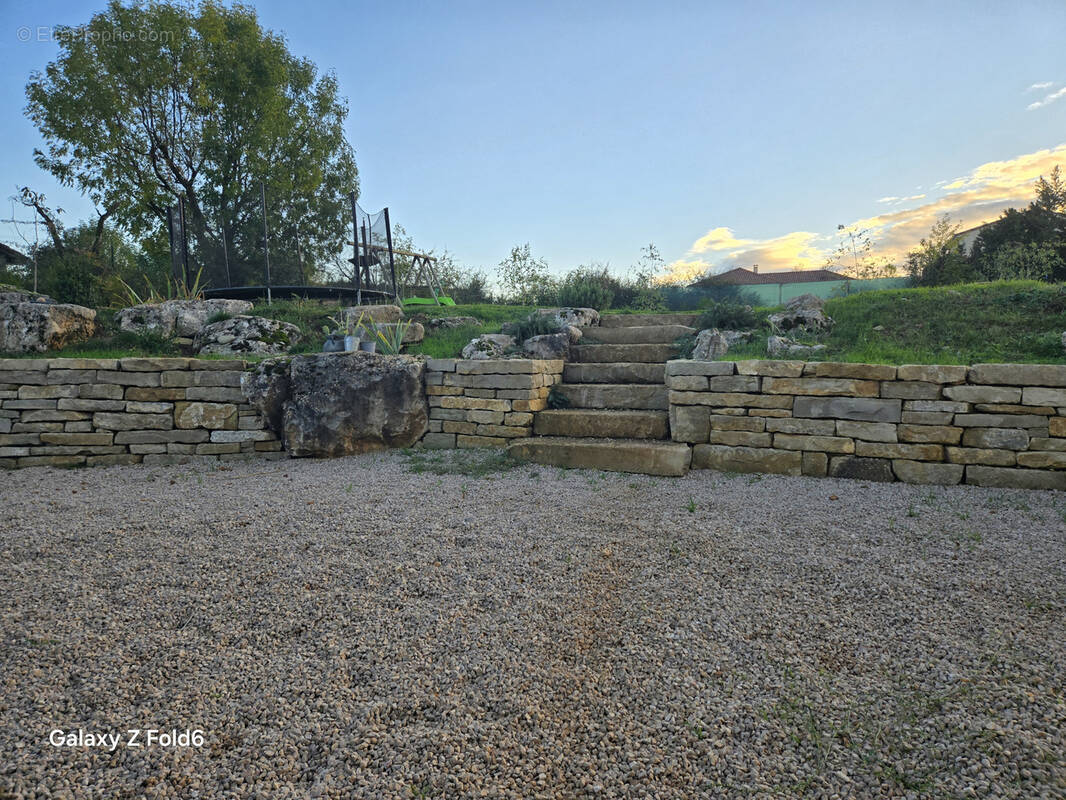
[0,357,281,469]
[422,359,565,449]
[669,359,1066,490]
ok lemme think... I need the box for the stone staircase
[508,313,699,476]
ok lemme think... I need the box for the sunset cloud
[663,143,1066,283]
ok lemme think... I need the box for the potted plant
[323,314,362,352]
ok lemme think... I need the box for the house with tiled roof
[693,265,848,287]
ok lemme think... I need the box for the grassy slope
[720,281,1066,365]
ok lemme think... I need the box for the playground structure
[178,183,451,305]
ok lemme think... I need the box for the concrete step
[534,409,669,439]
[562,362,666,385]
[599,313,700,328]
[508,436,691,476]
[553,383,669,410]
[570,343,679,363]
[579,324,695,344]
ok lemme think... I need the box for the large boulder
[423,315,480,329]
[116,299,252,338]
[692,328,730,360]
[767,335,827,357]
[462,333,516,360]
[340,304,404,324]
[523,332,570,360]
[767,305,832,334]
[0,291,96,353]
[195,315,302,355]
[243,352,427,457]
[785,293,824,311]
[539,307,600,328]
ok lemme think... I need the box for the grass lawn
[716,281,1066,365]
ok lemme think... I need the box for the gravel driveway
[1,451,1064,798]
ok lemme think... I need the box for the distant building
[695,265,848,287]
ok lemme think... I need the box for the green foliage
[117,266,207,305]
[402,448,523,477]
[826,224,897,279]
[502,312,562,342]
[557,265,615,310]
[905,215,978,286]
[1035,165,1066,213]
[496,244,558,305]
[369,320,411,355]
[26,1,358,288]
[694,301,759,331]
[405,304,534,359]
[983,242,1064,282]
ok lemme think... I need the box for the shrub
[502,312,562,342]
[557,267,615,310]
[694,301,758,331]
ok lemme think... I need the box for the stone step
[579,325,695,344]
[508,436,691,476]
[553,383,669,410]
[562,362,666,385]
[570,343,679,363]
[599,313,700,328]
[533,409,669,439]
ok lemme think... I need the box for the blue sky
[2,0,1065,282]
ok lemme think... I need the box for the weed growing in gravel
[402,449,523,478]
[685,497,696,513]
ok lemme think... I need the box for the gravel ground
[1,450,1065,799]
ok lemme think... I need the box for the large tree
[26,0,358,288]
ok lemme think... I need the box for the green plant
[207,311,233,325]
[685,497,696,513]
[695,301,758,331]
[502,312,562,342]
[557,266,616,310]
[118,266,207,305]
[370,319,411,355]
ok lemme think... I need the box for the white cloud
[1027,86,1066,111]
[1026,81,1054,92]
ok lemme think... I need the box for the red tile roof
[695,267,848,286]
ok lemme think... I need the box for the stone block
[944,385,1022,404]
[12,422,62,433]
[238,415,265,430]
[665,360,735,377]
[191,359,245,371]
[965,465,1066,490]
[762,377,880,397]
[455,359,540,375]
[426,358,457,372]
[904,399,969,413]
[184,387,244,402]
[0,371,48,385]
[828,456,894,482]
[1029,437,1066,451]
[30,445,124,456]
[196,442,241,455]
[93,412,172,431]
[254,440,284,452]
[468,409,506,425]
[427,418,442,433]
[773,434,855,453]
[901,411,955,425]
[456,434,508,448]
[1022,387,1066,407]
[892,460,964,485]
[975,403,1056,415]
[709,415,765,432]
[443,421,477,435]
[747,409,792,418]
[209,430,275,443]
[880,381,942,400]
[87,454,143,467]
[670,391,793,409]
[421,432,456,449]
[1016,451,1066,469]
[969,363,1066,387]
[475,424,530,438]
[898,424,962,444]
[120,357,193,371]
[945,447,1016,466]
[734,360,805,377]
[160,370,195,387]
[174,402,237,430]
[802,362,897,380]
[504,412,533,426]
[424,371,443,386]
[439,396,511,412]
[0,446,31,457]
[896,364,968,384]
[18,385,78,399]
[166,443,198,454]
[429,407,469,421]
[426,385,465,396]
[708,430,772,447]
[465,389,497,399]
[691,444,802,475]
[5,400,58,411]
[794,396,901,423]
[21,409,86,422]
[836,420,898,442]
[38,433,113,446]
[666,375,708,391]
[114,430,210,444]
[670,405,710,443]
[708,375,760,392]
[46,358,117,370]
[79,383,125,400]
[961,428,1029,450]
[802,451,828,476]
[125,401,173,414]
[129,444,168,455]
[954,414,1047,428]
[0,359,48,370]
[189,370,242,387]
[766,417,837,435]
[855,441,943,461]
[57,398,126,412]
[1052,418,1066,437]
[16,455,85,467]
[96,370,160,387]
[44,370,97,385]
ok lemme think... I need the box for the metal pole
[349,192,359,295]
[221,220,231,288]
[383,207,398,300]
[166,206,180,284]
[261,181,272,305]
[359,219,368,306]
[296,225,305,285]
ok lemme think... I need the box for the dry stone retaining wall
[0,357,281,469]
[421,358,564,449]
[669,359,1066,490]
